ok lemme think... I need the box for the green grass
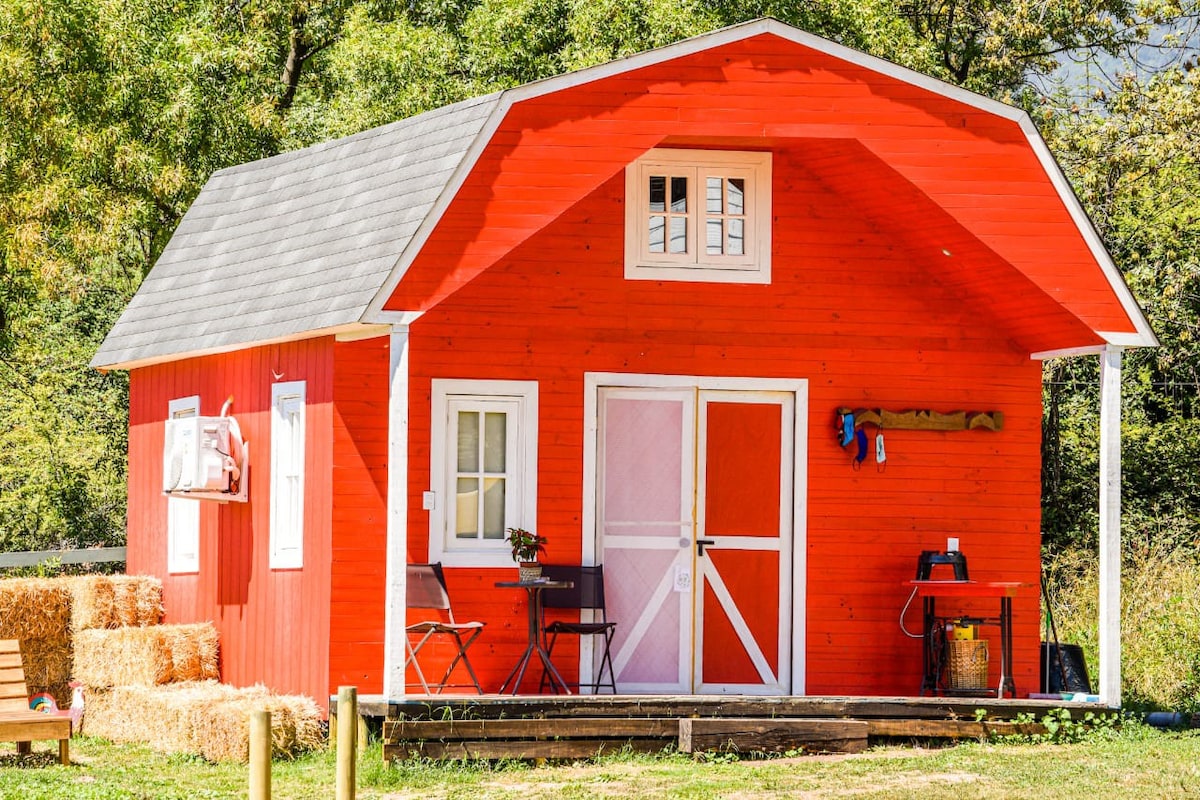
[2,724,1199,799]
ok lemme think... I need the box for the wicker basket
[947,639,989,690]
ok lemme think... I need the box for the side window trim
[429,379,538,568]
[269,381,306,570]
[166,395,201,574]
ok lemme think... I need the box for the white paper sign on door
[673,564,692,593]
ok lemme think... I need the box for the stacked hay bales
[86,682,324,762]
[73,623,220,687]
[0,578,74,703]
[0,573,324,761]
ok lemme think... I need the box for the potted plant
[506,527,547,582]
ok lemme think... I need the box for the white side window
[270,381,306,569]
[167,396,201,574]
[429,380,538,567]
[625,148,772,284]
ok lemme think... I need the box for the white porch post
[382,325,411,700]
[1098,345,1123,707]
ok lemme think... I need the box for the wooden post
[336,686,358,800]
[383,324,411,701]
[1098,346,1123,707]
[249,710,271,800]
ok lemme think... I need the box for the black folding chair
[405,563,485,694]
[539,564,617,693]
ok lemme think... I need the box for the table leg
[920,597,938,695]
[998,596,1016,698]
[498,590,542,694]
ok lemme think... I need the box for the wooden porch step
[383,716,871,760]
[677,718,867,755]
[383,717,676,761]
[867,718,1045,739]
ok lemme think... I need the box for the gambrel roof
[93,18,1155,370]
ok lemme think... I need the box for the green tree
[1041,65,1200,554]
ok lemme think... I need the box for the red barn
[93,19,1153,709]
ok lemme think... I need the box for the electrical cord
[899,585,923,638]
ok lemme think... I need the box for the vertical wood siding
[329,337,390,693]
[405,150,1045,696]
[387,34,1133,342]
[127,339,335,707]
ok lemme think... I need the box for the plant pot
[518,562,542,582]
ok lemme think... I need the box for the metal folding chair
[539,564,618,693]
[405,563,485,694]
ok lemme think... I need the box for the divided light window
[625,148,772,284]
[429,380,538,568]
[270,381,306,570]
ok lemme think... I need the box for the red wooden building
[93,19,1154,709]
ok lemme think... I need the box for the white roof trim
[362,17,1156,348]
[1031,344,1107,360]
[95,322,390,372]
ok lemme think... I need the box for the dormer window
[625,149,771,284]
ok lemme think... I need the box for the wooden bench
[0,640,70,765]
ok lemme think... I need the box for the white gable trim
[361,17,1155,348]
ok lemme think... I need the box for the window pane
[669,217,687,254]
[484,412,506,472]
[706,177,723,214]
[670,176,687,212]
[483,477,505,539]
[648,216,665,252]
[706,218,723,255]
[456,478,479,538]
[648,176,666,212]
[728,218,745,255]
[457,411,479,472]
[727,178,745,215]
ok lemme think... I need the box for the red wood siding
[127,339,335,707]
[386,32,1136,343]
[329,337,390,693]
[405,150,1044,696]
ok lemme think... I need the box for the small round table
[495,579,574,694]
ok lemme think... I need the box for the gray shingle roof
[91,92,501,369]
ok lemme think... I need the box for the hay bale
[0,578,72,640]
[69,575,163,631]
[73,623,219,688]
[86,681,323,762]
[0,578,73,704]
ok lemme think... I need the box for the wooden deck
[332,694,1114,761]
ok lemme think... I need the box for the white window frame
[429,379,538,568]
[166,395,201,574]
[269,381,306,570]
[625,148,772,284]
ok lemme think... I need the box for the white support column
[1098,345,1123,707]
[382,325,410,701]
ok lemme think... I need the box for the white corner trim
[1097,346,1123,707]
[382,326,411,701]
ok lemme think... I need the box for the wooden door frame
[582,372,809,695]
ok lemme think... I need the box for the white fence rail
[0,547,127,568]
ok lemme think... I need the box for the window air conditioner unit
[163,414,248,502]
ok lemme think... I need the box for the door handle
[696,538,716,556]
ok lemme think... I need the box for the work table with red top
[905,580,1023,698]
